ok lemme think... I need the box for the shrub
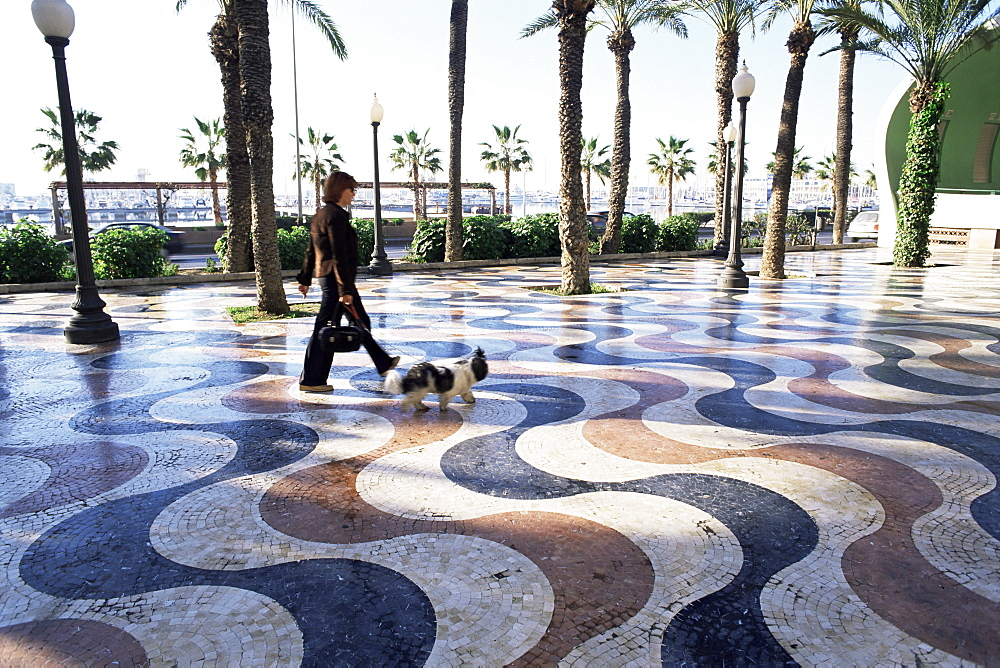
[353,218,374,265]
[214,217,374,271]
[657,214,700,252]
[91,227,174,280]
[501,213,560,258]
[406,216,513,263]
[0,222,70,284]
[462,215,512,260]
[743,213,768,247]
[407,219,445,263]
[786,213,813,246]
[215,233,229,266]
[738,212,811,248]
[277,226,310,270]
[619,214,658,254]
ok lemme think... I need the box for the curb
[0,243,877,295]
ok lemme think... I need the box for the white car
[847,210,879,241]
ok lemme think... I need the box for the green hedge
[91,227,177,280]
[462,215,512,260]
[407,220,446,263]
[501,213,561,258]
[620,214,658,254]
[216,218,375,270]
[0,222,71,284]
[657,214,700,252]
[353,218,375,265]
[740,212,813,248]
[404,212,713,262]
[277,227,310,270]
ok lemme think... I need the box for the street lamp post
[715,122,738,255]
[32,0,119,343]
[368,95,392,276]
[718,62,755,290]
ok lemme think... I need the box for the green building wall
[876,34,1000,249]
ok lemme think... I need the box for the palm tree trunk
[585,169,592,211]
[504,168,513,215]
[314,174,322,210]
[234,0,288,314]
[895,81,948,267]
[208,166,223,228]
[210,10,253,273]
[555,0,594,295]
[667,167,675,218]
[713,30,739,249]
[411,160,422,221]
[761,21,815,280]
[445,0,467,261]
[832,29,857,245]
[599,29,635,255]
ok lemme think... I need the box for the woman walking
[297,171,398,392]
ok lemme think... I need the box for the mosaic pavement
[1,247,999,667]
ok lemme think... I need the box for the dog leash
[341,301,419,365]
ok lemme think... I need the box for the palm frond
[682,0,761,36]
[521,11,559,38]
[280,0,347,59]
[819,0,999,83]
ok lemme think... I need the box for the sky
[1,0,907,200]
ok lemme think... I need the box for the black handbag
[319,324,364,352]
[318,302,365,353]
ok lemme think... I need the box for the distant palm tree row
[179,117,226,228]
[165,0,998,308]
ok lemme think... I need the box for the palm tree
[480,125,533,215]
[707,139,749,177]
[33,108,119,175]
[768,146,814,179]
[820,0,1000,267]
[816,0,869,244]
[581,136,612,210]
[175,0,345,274]
[648,136,696,217]
[446,0,469,262]
[389,129,443,222]
[815,152,856,225]
[524,0,595,294]
[293,127,343,209]
[233,0,286,314]
[814,152,835,185]
[524,0,687,255]
[179,116,227,227]
[682,0,764,247]
[760,0,819,280]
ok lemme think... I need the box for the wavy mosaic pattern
[2,248,999,666]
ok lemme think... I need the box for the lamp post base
[717,267,749,289]
[63,285,120,344]
[368,257,393,276]
[64,314,120,344]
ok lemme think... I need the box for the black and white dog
[383,347,488,412]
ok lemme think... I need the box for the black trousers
[300,276,394,385]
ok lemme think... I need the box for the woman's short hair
[323,171,358,204]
